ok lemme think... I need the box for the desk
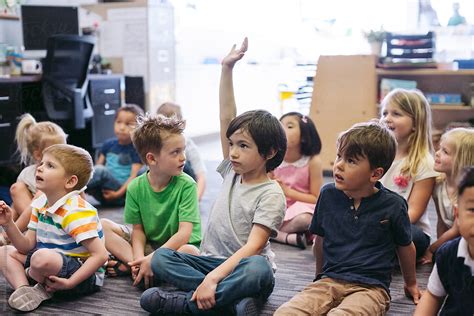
[0,74,122,165]
[0,75,43,164]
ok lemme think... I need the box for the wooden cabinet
[310,55,474,172]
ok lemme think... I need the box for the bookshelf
[310,55,474,172]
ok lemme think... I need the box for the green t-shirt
[124,172,201,246]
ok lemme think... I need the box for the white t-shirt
[427,238,474,297]
[433,181,455,229]
[381,153,438,237]
[16,164,37,195]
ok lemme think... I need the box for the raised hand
[221,37,248,68]
[0,200,13,227]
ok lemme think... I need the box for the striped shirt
[28,190,105,286]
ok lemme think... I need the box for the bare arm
[413,290,443,316]
[282,155,323,204]
[131,224,147,260]
[191,223,270,310]
[95,153,105,166]
[0,201,36,253]
[196,172,206,201]
[314,235,324,276]
[396,243,421,304]
[109,163,143,198]
[161,222,194,250]
[219,38,248,159]
[407,178,435,223]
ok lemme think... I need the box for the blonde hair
[43,144,93,191]
[381,89,433,177]
[441,127,474,181]
[156,102,183,120]
[15,113,67,165]
[132,113,185,163]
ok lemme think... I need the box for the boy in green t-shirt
[101,114,201,289]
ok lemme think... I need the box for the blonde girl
[8,113,67,234]
[419,127,474,264]
[380,89,438,259]
[271,112,323,249]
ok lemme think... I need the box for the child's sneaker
[140,287,189,314]
[8,283,52,312]
[234,297,259,316]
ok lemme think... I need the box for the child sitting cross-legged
[275,121,421,315]
[100,113,202,289]
[139,37,287,315]
[414,166,474,315]
[0,144,108,312]
[86,104,144,206]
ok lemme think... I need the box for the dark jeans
[25,249,99,297]
[411,224,430,259]
[86,165,124,206]
[151,248,275,315]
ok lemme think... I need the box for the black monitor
[21,5,79,55]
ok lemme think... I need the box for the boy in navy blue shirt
[276,121,421,315]
[87,104,144,206]
[415,166,474,316]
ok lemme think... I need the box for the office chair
[42,35,95,129]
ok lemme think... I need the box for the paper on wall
[100,20,147,58]
[107,7,147,21]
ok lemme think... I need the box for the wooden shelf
[377,69,474,76]
[0,13,19,20]
[431,104,474,110]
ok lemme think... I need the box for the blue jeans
[86,165,124,206]
[411,224,430,259]
[151,248,275,315]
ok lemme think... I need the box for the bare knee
[101,219,123,236]
[0,245,19,268]
[177,244,200,256]
[30,249,62,274]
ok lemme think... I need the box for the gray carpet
[0,160,435,315]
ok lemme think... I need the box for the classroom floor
[0,137,435,315]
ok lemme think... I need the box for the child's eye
[240,144,248,149]
[47,162,54,168]
[381,111,387,117]
[347,158,356,164]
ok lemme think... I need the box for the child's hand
[418,249,433,265]
[404,283,421,305]
[191,276,218,310]
[128,254,154,289]
[102,190,120,201]
[0,201,14,227]
[44,275,74,292]
[221,37,248,68]
[276,179,292,197]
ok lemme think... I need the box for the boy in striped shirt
[0,144,108,312]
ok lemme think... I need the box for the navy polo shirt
[310,182,411,293]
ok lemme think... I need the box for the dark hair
[337,121,397,176]
[280,112,321,156]
[132,113,185,163]
[458,166,474,196]
[226,110,287,172]
[116,103,145,119]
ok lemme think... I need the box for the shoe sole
[235,298,259,316]
[8,284,52,312]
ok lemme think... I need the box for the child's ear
[65,175,79,190]
[265,149,277,161]
[454,203,459,218]
[371,167,384,181]
[145,152,157,165]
